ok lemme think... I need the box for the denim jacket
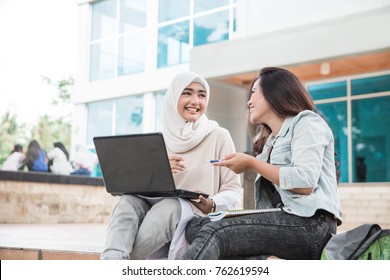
[254,110,342,224]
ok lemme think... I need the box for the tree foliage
[0,111,29,165]
[0,76,73,168]
[41,75,74,105]
[32,115,71,152]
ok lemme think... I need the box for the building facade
[73,0,390,187]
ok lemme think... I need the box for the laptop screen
[93,133,176,194]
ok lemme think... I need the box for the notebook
[208,208,282,222]
[93,132,209,199]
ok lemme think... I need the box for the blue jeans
[182,210,337,260]
[71,168,91,176]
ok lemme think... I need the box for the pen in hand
[205,159,223,163]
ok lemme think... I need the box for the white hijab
[161,72,218,153]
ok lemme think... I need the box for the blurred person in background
[2,144,25,171]
[23,140,49,172]
[47,142,73,175]
[71,144,98,176]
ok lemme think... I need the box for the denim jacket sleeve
[274,111,332,190]
[267,110,342,221]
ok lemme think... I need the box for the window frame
[305,70,390,184]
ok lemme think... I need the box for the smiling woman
[182,67,342,260]
[177,82,207,122]
[100,71,242,260]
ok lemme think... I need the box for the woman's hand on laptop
[190,194,215,214]
[169,155,186,174]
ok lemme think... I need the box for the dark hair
[24,140,43,170]
[259,67,316,117]
[12,144,23,153]
[251,67,317,155]
[54,142,69,160]
[250,67,340,184]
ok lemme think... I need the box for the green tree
[0,76,74,168]
[0,111,28,166]
[36,76,74,151]
[42,76,74,105]
[31,114,71,152]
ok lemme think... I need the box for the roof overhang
[191,6,390,85]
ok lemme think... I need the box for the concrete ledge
[0,248,40,260]
[0,223,106,260]
[0,247,99,260]
[0,170,104,186]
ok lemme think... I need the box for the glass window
[352,74,390,96]
[91,0,117,40]
[90,40,116,81]
[154,91,165,132]
[87,100,113,145]
[157,21,190,68]
[351,96,390,182]
[194,0,229,13]
[194,10,229,47]
[317,102,348,183]
[115,95,144,134]
[233,7,237,32]
[308,81,347,101]
[118,32,146,76]
[158,0,190,22]
[120,0,147,32]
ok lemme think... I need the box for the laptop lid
[93,132,207,199]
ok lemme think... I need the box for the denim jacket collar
[275,116,293,139]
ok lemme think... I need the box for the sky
[0,0,78,124]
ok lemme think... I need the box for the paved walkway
[0,223,107,254]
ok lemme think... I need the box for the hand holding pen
[211,153,255,174]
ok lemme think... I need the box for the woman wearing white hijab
[101,72,241,260]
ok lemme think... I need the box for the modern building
[73,0,390,188]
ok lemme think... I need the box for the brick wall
[243,170,390,231]
[0,175,389,231]
[0,180,119,223]
[337,185,390,231]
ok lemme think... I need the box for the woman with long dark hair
[182,67,342,260]
[23,140,48,172]
[47,142,73,175]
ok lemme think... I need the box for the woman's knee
[152,198,181,225]
[111,195,150,221]
[119,195,149,210]
[119,194,145,205]
[139,198,181,236]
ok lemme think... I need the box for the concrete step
[1,222,387,260]
[0,247,99,260]
[0,224,106,260]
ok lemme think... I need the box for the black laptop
[93,132,208,199]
